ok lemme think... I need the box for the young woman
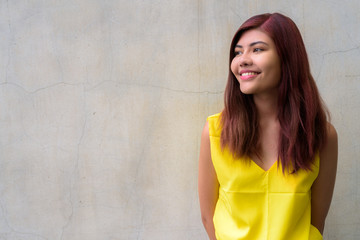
[198,13,337,240]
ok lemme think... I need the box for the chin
[239,88,255,95]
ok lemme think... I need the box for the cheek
[230,58,238,75]
[265,55,281,78]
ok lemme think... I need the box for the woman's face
[231,28,281,97]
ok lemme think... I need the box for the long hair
[220,13,329,172]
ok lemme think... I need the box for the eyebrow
[235,41,269,48]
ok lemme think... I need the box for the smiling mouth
[240,72,260,76]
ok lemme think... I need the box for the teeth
[241,72,258,76]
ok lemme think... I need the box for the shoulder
[323,122,338,154]
[206,112,222,138]
[319,122,338,167]
[326,122,338,143]
[207,112,221,123]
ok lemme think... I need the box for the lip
[239,70,261,80]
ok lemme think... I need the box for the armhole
[309,224,323,240]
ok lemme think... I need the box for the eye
[234,50,243,56]
[253,48,264,53]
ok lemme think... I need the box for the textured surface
[0,1,359,239]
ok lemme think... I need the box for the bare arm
[311,123,338,234]
[198,121,219,240]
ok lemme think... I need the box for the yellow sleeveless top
[208,113,323,240]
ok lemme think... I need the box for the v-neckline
[250,158,278,172]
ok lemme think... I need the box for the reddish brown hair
[220,13,329,172]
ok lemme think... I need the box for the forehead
[236,28,275,46]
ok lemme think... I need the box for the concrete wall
[0,1,359,239]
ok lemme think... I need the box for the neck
[253,91,278,123]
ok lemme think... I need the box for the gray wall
[0,1,359,239]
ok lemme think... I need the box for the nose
[239,52,253,67]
